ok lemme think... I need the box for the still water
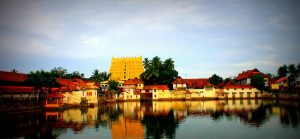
[1,100,300,139]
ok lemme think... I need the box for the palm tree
[143,58,151,70]
[277,65,288,78]
[141,65,159,84]
[151,56,162,70]
[90,69,102,83]
[100,72,111,81]
[163,58,175,71]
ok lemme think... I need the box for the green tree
[90,69,102,83]
[141,57,178,86]
[209,74,223,85]
[65,71,84,79]
[277,65,288,77]
[250,74,265,91]
[151,56,162,71]
[107,80,119,100]
[143,57,151,70]
[287,64,297,93]
[297,63,300,74]
[100,71,111,81]
[90,69,111,83]
[26,70,59,94]
[50,67,68,78]
[288,64,296,75]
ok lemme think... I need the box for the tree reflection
[279,104,300,128]
[142,110,179,139]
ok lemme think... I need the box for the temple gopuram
[109,56,144,81]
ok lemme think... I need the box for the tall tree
[277,65,288,78]
[100,71,111,81]
[50,67,68,78]
[287,64,297,92]
[297,63,300,74]
[26,70,59,92]
[90,69,102,83]
[143,58,151,70]
[141,57,178,86]
[151,56,162,71]
[288,64,296,75]
[209,74,223,85]
[107,80,119,99]
[250,74,265,91]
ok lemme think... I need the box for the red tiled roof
[56,78,91,91]
[274,77,287,83]
[56,78,72,86]
[0,86,34,93]
[46,92,65,98]
[51,88,59,93]
[123,78,143,85]
[59,87,71,92]
[223,84,253,89]
[235,68,267,80]
[143,85,169,90]
[183,78,210,88]
[0,71,28,82]
[172,77,186,84]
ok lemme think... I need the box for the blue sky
[0,0,299,78]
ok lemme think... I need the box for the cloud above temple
[0,0,299,78]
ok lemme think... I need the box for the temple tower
[109,56,144,81]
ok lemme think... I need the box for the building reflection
[1,100,300,138]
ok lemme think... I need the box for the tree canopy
[250,74,265,91]
[90,69,110,83]
[108,80,119,93]
[209,74,223,85]
[26,67,86,90]
[277,65,288,78]
[140,56,178,86]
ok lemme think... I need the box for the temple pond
[1,100,300,139]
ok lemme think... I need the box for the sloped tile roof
[46,92,65,98]
[0,71,28,82]
[143,85,169,90]
[235,68,267,80]
[172,77,186,84]
[274,77,287,83]
[183,78,210,88]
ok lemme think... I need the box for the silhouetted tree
[250,74,265,91]
[209,74,223,85]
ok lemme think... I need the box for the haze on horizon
[0,0,299,78]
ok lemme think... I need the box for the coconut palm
[90,69,102,83]
[143,58,151,70]
[151,56,162,70]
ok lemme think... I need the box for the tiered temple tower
[109,56,144,81]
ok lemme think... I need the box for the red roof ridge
[0,71,28,82]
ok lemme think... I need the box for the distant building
[235,68,269,87]
[0,71,36,101]
[109,56,144,81]
[270,77,288,91]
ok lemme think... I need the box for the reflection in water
[1,100,300,138]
